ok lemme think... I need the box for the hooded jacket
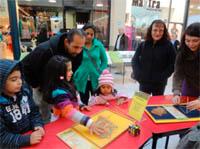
[21,33,83,88]
[0,60,43,148]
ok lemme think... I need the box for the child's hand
[89,121,107,136]
[98,99,109,105]
[186,99,200,111]
[172,95,181,104]
[80,105,91,111]
[34,126,45,136]
[30,130,43,145]
[117,97,128,105]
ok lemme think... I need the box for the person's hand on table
[30,129,43,145]
[89,121,107,136]
[186,99,200,111]
[79,105,91,111]
[34,126,45,136]
[117,97,128,105]
[172,95,181,104]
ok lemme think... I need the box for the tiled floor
[111,65,179,149]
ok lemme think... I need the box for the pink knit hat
[98,69,114,88]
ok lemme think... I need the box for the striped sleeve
[52,89,93,127]
[52,89,77,107]
[67,108,93,127]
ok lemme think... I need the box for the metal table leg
[152,135,158,149]
[165,136,169,149]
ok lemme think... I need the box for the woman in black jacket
[132,20,176,95]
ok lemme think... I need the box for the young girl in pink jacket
[89,69,128,106]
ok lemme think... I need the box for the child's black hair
[42,55,77,104]
[180,22,200,55]
[93,87,118,96]
[10,64,21,74]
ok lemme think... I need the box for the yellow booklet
[128,91,150,121]
[57,109,133,149]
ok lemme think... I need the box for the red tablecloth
[23,102,152,149]
[23,95,198,149]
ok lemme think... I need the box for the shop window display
[129,0,187,51]
[92,0,110,47]
[0,0,13,59]
[18,16,35,40]
[168,23,182,41]
[50,16,63,34]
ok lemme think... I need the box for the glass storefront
[91,0,110,46]
[188,0,200,25]
[0,0,13,59]
[126,0,188,50]
[1,0,197,58]
[17,0,110,47]
[18,5,63,43]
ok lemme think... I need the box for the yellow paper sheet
[128,91,149,121]
[73,110,133,148]
[57,129,99,149]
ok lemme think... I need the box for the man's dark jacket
[114,33,128,51]
[21,33,83,88]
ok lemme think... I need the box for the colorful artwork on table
[57,110,133,148]
[146,104,200,123]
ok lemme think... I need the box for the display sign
[129,91,150,121]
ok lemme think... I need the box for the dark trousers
[139,83,166,96]
[79,81,94,105]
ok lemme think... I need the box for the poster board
[146,104,200,123]
[57,110,133,148]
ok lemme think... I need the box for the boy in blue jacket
[0,59,44,148]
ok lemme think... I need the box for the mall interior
[0,0,199,59]
[0,0,200,149]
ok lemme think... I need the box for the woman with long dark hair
[42,55,107,136]
[172,22,200,109]
[73,23,108,105]
[132,20,176,95]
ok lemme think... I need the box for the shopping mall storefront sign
[132,0,160,9]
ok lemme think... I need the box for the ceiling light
[49,0,56,3]
[96,3,103,7]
